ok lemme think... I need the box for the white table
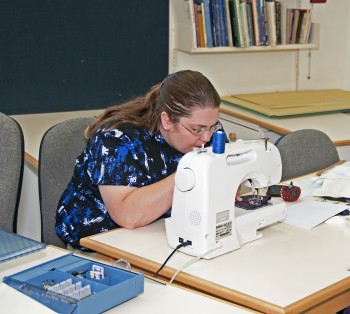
[12,110,103,168]
[219,103,350,160]
[0,246,254,314]
[81,214,350,314]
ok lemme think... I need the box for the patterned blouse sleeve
[86,130,144,187]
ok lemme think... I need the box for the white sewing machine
[165,138,287,259]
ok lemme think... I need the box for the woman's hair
[85,70,221,138]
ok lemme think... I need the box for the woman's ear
[160,111,173,131]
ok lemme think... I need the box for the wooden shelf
[175,42,319,54]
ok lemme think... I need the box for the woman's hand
[236,184,243,202]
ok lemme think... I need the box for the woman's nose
[200,130,212,142]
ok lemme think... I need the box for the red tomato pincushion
[281,182,301,202]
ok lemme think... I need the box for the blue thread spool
[212,131,225,154]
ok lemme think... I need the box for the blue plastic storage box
[3,253,144,313]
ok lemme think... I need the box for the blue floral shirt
[55,124,184,248]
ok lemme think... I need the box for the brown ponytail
[85,70,220,138]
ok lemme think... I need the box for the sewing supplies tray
[3,253,144,314]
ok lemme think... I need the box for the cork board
[0,0,168,115]
[221,89,350,117]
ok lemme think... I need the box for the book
[305,10,313,44]
[203,0,214,47]
[239,0,251,47]
[211,0,221,46]
[0,229,46,263]
[290,8,300,44]
[257,0,266,45]
[218,0,229,46]
[193,2,200,47]
[229,0,244,47]
[274,0,281,44]
[247,0,260,46]
[276,0,287,44]
[299,9,312,44]
[265,0,277,46]
[286,8,293,44]
[195,2,206,47]
[246,2,255,45]
[228,0,237,46]
[188,0,198,48]
[295,9,306,44]
[224,0,234,46]
[201,3,208,46]
[170,0,199,50]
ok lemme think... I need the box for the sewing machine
[165,137,287,259]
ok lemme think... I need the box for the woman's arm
[99,173,175,229]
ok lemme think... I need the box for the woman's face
[161,107,220,154]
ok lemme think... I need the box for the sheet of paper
[281,200,349,230]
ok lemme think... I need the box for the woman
[56,70,223,249]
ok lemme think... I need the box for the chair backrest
[275,129,340,181]
[38,117,93,248]
[0,113,24,233]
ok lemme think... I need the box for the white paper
[281,200,349,230]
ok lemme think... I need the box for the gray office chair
[275,129,340,181]
[38,117,93,248]
[0,113,24,233]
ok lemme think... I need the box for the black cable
[153,241,191,278]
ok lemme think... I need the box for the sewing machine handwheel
[175,168,196,192]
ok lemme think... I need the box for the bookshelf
[169,0,319,56]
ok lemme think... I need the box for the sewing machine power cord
[169,242,222,284]
[153,241,192,278]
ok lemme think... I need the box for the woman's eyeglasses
[178,121,222,136]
